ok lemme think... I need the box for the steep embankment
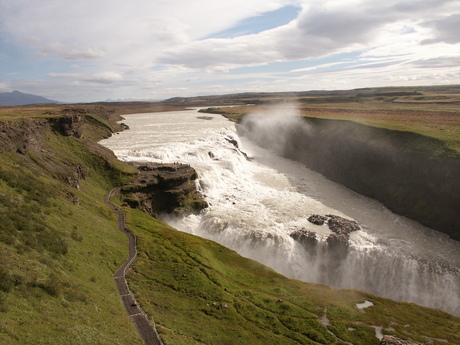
[0,108,143,344]
[239,116,460,240]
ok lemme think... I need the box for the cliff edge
[239,116,460,240]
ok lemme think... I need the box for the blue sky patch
[205,5,301,39]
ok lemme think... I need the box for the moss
[328,321,379,345]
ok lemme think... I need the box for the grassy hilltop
[0,88,459,345]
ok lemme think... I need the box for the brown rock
[58,114,85,138]
[308,215,328,225]
[122,163,208,217]
[290,229,318,251]
[379,335,423,345]
[326,215,360,235]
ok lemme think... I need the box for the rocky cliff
[0,108,116,191]
[120,162,208,217]
[239,117,460,240]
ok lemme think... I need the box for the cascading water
[100,107,460,316]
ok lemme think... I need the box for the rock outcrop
[57,113,85,138]
[121,163,208,217]
[326,215,360,235]
[307,215,328,225]
[0,111,111,193]
[379,335,423,345]
[290,229,318,251]
[63,163,87,189]
[0,118,49,154]
[291,215,360,260]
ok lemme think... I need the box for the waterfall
[100,108,460,316]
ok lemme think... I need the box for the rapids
[100,108,460,316]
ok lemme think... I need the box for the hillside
[0,101,459,344]
[0,106,143,344]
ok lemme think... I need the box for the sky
[0,0,459,103]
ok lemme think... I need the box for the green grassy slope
[0,113,142,344]
[125,209,460,345]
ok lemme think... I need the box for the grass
[125,209,460,345]
[0,112,142,344]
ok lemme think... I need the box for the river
[100,107,460,316]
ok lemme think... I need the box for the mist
[238,104,312,157]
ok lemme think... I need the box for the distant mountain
[0,90,59,106]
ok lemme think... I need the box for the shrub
[41,273,63,297]
[37,230,68,255]
[0,267,13,292]
[0,292,8,313]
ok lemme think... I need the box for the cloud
[47,73,81,78]
[296,6,392,46]
[0,0,459,102]
[155,2,423,69]
[413,56,460,68]
[422,14,460,44]
[38,44,107,60]
[84,72,123,84]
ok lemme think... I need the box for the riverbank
[237,115,460,240]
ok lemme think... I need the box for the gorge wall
[238,116,460,241]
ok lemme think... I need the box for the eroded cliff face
[120,163,208,217]
[239,117,460,240]
[0,118,50,154]
[0,108,123,197]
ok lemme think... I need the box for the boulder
[290,229,318,251]
[308,214,328,225]
[326,215,360,235]
[379,335,423,345]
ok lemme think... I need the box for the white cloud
[38,44,107,60]
[0,0,459,101]
[84,72,123,84]
[47,73,81,78]
[156,0,460,71]
[422,13,460,44]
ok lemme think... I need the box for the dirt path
[105,187,163,345]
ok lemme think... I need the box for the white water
[100,108,460,316]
